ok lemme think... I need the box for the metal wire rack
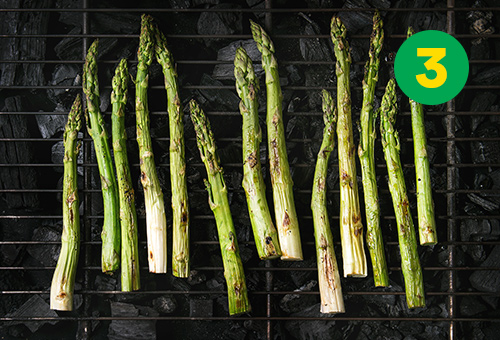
[1,0,500,339]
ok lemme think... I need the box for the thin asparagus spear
[111,59,140,291]
[155,26,190,277]
[189,99,251,316]
[51,95,82,311]
[330,16,367,277]
[408,27,437,246]
[83,39,120,273]
[311,90,345,314]
[136,14,167,273]
[358,11,388,287]
[380,79,425,309]
[234,46,281,260]
[250,20,303,261]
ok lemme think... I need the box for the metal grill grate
[1,1,500,339]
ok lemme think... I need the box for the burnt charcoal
[152,295,177,314]
[54,27,82,61]
[299,13,332,62]
[26,226,61,267]
[0,97,39,209]
[48,64,81,105]
[8,324,29,338]
[467,193,499,212]
[170,276,192,291]
[472,66,500,85]
[246,0,265,19]
[197,4,242,48]
[36,110,67,139]
[470,245,500,293]
[206,277,225,291]
[95,274,117,291]
[285,303,340,340]
[474,173,493,190]
[212,39,263,80]
[338,0,374,34]
[470,92,497,132]
[5,295,58,333]
[279,280,318,313]
[197,73,240,110]
[397,321,425,337]
[471,123,500,164]
[284,257,316,288]
[460,295,489,316]
[0,244,21,266]
[190,298,213,317]
[467,1,495,35]
[386,0,446,35]
[108,302,158,340]
[187,270,207,286]
[222,324,248,340]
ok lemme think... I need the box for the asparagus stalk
[83,39,120,273]
[111,59,140,291]
[136,14,167,273]
[51,95,82,311]
[330,16,367,277]
[250,20,303,261]
[380,79,425,309]
[155,26,190,277]
[311,90,345,314]
[358,11,388,287]
[189,99,251,316]
[234,46,281,260]
[408,27,437,246]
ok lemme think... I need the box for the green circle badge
[394,30,469,105]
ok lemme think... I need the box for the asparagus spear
[311,90,345,314]
[111,59,140,291]
[330,16,367,277]
[358,11,388,287]
[250,20,303,261]
[189,99,251,316]
[234,46,281,260]
[51,95,82,311]
[155,26,190,277]
[380,79,425,309]
[136,14,167,273]
[83,39,120,273]
[408,27,437,246]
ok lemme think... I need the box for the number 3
[416,48,447,89]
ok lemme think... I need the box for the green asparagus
[250,20,303,261]
[311,90,345,314]
[111,59,140,291]
[380,79,425,309]
[408,27,437,246]
[330,16,367,277]
[83,39,120,273]
[189,99,251,316]
[50,95,82,311]
[155,26,190,277]
[136,14,167,273]
[234,46,281,260]
[358,11,388,287]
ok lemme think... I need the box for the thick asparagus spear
[189,99,251,316]
[358,11,388,287]
[408,27,437,246]
[51,95,82,311]
[311,90,345,314]
[136,14,167,273]
[83,39,120,273]
[250,20,303,261]
[155,26,190,277]
[111,59,140,291]
[330,16,367,277]
[380,79,425,309]
[234,46,281,260]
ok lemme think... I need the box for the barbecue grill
[1,0,500,339]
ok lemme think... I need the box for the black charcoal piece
[470,245,500,293]
[108,302,158,340]
[285,303,339,340]
[189,299,213,317]
[467,193,499,212]
[5,295,58,333]
[36,108,68,139]
[472,66,500,85]
[95,275,117,291]
[26,226,61,267]
[460,295,489,316]
[338,0,374,34]
[187,270,207,286]
[196,3,242,47]
[153,295,177,314]
[212,39,263,80]
[197,73,240,110]
[279,280,318,313]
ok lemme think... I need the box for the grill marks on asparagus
[83,40,120,273]
[50,95,82,311]
[380,79,425,309]
[358,11,389,287]
[330,16,367,277]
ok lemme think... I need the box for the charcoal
[467,193,499,212]
[108,302,158,340]
[206,278,224,291]
[285,303,340,340]
[0,97,39,209]
[285,257,316,288]
[187,270,207,286]
[338,0,374,34]
[222,323,248,340]
[5,295,58,333]
[36,108,68,139]
[212,39,263,80]
[474,173,493,190]
[246,0,265,19]
[196,4,242,48]
[95,274,117,291]
[26,226,61,267]
[471,123,500,164]
[386,0,446,35]
[54,27,82,61]
[299,14,332,62]
[470,245,500,293]
[152,295,177,314]
[279,280,318,313]
[467,1,495,35]
[460,295,489,316]
[8,324,29,338]
[472,66,500,85]
[189,298,213,317]
[197,73,240,110]
[470,92,497,132]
